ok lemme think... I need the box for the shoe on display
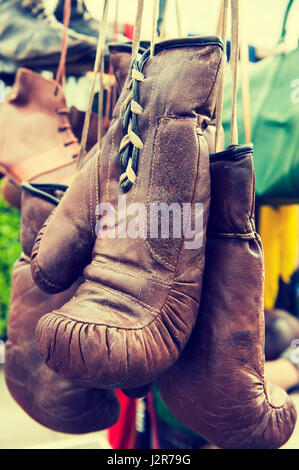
[0,0,96,68]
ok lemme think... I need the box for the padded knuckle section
[35,288,197,389]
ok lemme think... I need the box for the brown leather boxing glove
[31,36,223,389]
[4,183,120,433]
[158,144,297,449]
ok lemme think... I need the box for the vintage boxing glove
[4,183,120,433]
[158,144,297,449]
[31,36,223,389]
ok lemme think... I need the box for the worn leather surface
[0,0,96,66]
[0,68,81,185]
[265,308,299,361]
[158,145,297,449]
[31,37,223,389]
[108,42,224,154]
[4,186,120,433]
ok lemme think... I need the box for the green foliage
[0,182,21,339]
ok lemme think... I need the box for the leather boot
[158,144,297,449]
[265,308,299,361]
[4,183,120,434]
[0,67,82,185]
[0,43,134,210]
[0,0,96,68]
[0,101,98,210]
[31,37,223,389]
[0,57,120,209]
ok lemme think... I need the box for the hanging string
[97,48,105,147]
[215,0,228,152]
[55,0,71,91]
[113,0,119,41]
[230,0,239,146]
[159,0,169,40]
[132,0,144,60]
[175,0,182,37]
[215,0,224,37]
[77,0,110,169]
[239,0,251,144]
[150,0,159,57]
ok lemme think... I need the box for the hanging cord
[230,0,239,146]
[132,0,144,60]
[113,0,119,41]
[215,0,229,152]
[97,48,105,147]
[175,0,182,37]
[150,0,159,57]
[55,0,72,91]
[279,0,294,44]
[53,0,79,156]
[215,0,225,36]
[77,0,110,169]
[239,0,251,144]
[159,0,169,40]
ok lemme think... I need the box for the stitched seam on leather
[31,255,67,290]
[47,310,156,331]
[106,114,115,203]
[91,259,171,288]
[202,51,223,111]
[88,154,99,239]
[146,115,196,271]
[46,279,192,336]
[167,123,202,277]
[83,279,160,315]
[207,231,257,239]
[249,156,256,231]
[88,156,94,238]
[95,150,100,224]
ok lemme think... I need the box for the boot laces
[56,107,79,159]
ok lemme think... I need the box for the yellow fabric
[259,205,298,310]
